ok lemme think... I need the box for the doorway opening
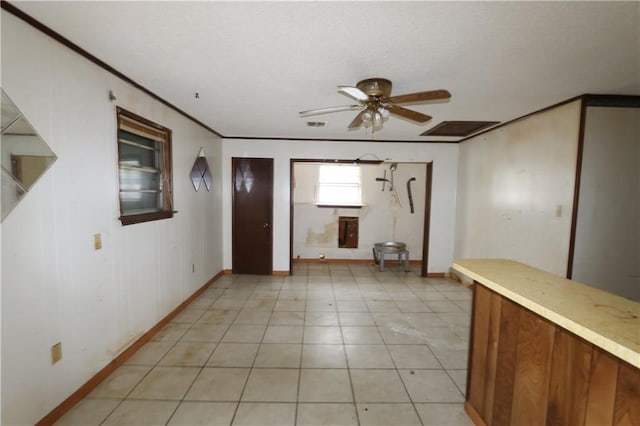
[289,159,432,276]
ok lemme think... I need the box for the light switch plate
[51,342,62,364]
[94,233,102,250]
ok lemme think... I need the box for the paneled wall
[1,12,223,425]
[454,101,582,276]
[572,106,640,301]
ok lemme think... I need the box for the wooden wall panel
[481,294,503,425]
[511,310,556,425]
[547,329,592,426]
[585,349,619,425]
[468,284,492,416]
[613,361,640,426]
[466,283,639,426]
[491,297,520,426]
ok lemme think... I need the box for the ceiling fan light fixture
[356,78,392,98]
[373,111,383,129]
[299,78,450,132]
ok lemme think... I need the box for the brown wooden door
[232,157,273,275]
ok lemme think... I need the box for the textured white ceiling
[9,1,640,142]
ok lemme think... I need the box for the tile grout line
[293,272,309,426]
[379,306,426,426]
[227,276,283,425]
[161,287,228,425]
[98,290,224,426]
[333,270,362,426]
[65,269,470,425]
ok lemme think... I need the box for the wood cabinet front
[466,284,640,426]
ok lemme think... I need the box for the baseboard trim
[293,258,448,277]
[427,272,447,278]
[294,258,372,264]
[464,401,486,426]
[36,270,225,426]
[447,267,475,288]
[223,269,290,276]
[293,258,423,266]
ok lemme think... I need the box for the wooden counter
[452,259,639,426]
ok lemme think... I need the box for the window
[116,107,173,225]
[316,164,362,206]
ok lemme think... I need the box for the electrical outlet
[51,342,62,364]
[94,233,102,250]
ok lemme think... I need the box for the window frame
[116,107,174,225]
[315,164,363,208]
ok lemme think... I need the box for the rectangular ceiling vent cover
[420,121,499,137]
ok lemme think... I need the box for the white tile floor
[56,263,474,425]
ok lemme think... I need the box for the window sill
[315,204,364,209]
[119,210,174,225]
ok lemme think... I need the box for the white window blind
[116,107,173,225]
[316,165,362,205]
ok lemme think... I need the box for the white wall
[572,107,640,301]
[454,100,582,276]
[293,162,426,260]
[222,139,458,273]
[1,12,224,425]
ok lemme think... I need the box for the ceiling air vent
[420,121,499,137]
[306,121,327,128]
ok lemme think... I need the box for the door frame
[232,157,274,275]
[289,159,433,276]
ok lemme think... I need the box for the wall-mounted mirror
[190,147,212,192]
[1,89,57,221]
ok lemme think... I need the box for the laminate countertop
[452,259,640,368]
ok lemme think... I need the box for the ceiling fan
[299,78,451,131]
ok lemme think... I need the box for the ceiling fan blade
[299,105,362,116]
[386,104,432,123]
[348,110,366,129]
[338,86,369,102]
[388,89,451,104]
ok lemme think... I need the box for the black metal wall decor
[190,148,212,191]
